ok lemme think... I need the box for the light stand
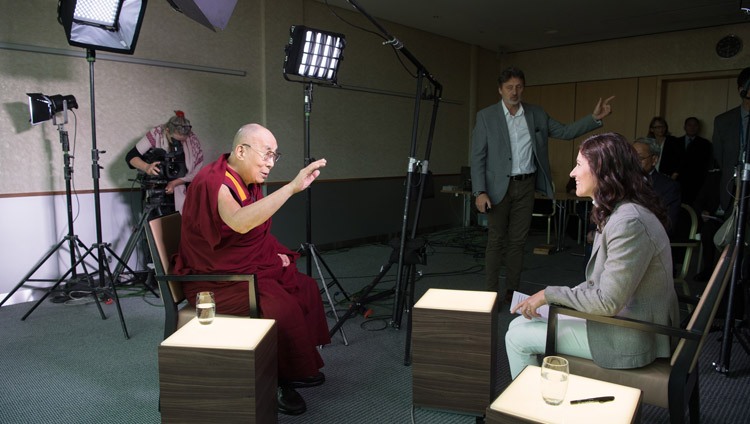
[283,26,351,344]
[53,0,150,339]
[84,49,131,338]
[0,96,103,314]
[336,0,443,365]
[714,92,750,373]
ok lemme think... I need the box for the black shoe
[282,372,325,389]
[277,385,306,415]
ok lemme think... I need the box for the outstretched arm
[219,158,327,233]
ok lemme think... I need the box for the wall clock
[716,35,742,58]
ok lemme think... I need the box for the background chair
[532,184,557,245]
[545,244,734,424]
[144,212,259,339]
[671,204,702,296]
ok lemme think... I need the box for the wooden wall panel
[636,77,658,138]
[574,78,639,142]
[536,84,576,193]
[662,77,734,141]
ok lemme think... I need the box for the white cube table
[486,365,642,424]
[412,288,498,416]
[159,316,277,424]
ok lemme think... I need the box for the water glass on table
[541,356,569,405]
[196,291,215,325]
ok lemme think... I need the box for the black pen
[570,395,615,405]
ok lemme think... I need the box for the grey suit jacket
[545,202,679,369]
[470,101,601,204]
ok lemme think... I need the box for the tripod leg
[309,244,348,345]
[327,262,394,338]
[404,265,418,366]
[102,245,131,339]
[21,241,105,320]
[0,238,68,307]
[315,252,351,302]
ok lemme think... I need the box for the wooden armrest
[545,304,701,356]
[154,274,255,283]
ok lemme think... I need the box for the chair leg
[546,217,551,244]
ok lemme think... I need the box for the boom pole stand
[0,105,98,310]
[344,0,442,365]
[327,236,426,341]
[713,111,750,374]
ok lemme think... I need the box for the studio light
[57,0,148,55]
[283,25,346,84]
[27,93,78,125]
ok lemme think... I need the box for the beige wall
[1,1,747,197]
[0,0,473,196]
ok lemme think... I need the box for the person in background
[647,116,680,179]
[506,132,679,379]
[126,110,204,214]
[672,117,713,206]
[172,124,330,416]
[471,66,613,303]
[698,67,750,282]
[632,137,681,237]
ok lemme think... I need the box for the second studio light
[57,0,148,55]
[27,93,78,125]
[283,25,346,84]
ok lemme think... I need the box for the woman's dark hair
[579,132,668,231]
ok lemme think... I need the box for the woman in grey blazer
[506,132,680,379]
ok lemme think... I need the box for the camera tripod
[109,198,161,297]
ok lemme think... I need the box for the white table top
[161,316,275,351]
[490,365,642,424]
[414,288,497,313]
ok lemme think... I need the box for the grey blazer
[545,202,679,369]
[470,101,601,204]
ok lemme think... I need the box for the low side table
[486,365,642,424]
[412,288,498,416]
[159,316,277,424]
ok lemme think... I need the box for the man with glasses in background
[173,123,330,416]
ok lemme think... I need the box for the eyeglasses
[242,144,281,163]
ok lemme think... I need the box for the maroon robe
[173,154,330,379]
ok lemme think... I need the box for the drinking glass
[195,291,215,325]
[540,356,569,405]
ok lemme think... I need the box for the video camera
[142,147,187,181]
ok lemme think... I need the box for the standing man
[173,123,330,416]
[711,67,750,216]
[672,116,713,206]
[471,66,613,302]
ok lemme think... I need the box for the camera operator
[126,110,204,213]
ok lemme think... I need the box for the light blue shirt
[502,102,536,176]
